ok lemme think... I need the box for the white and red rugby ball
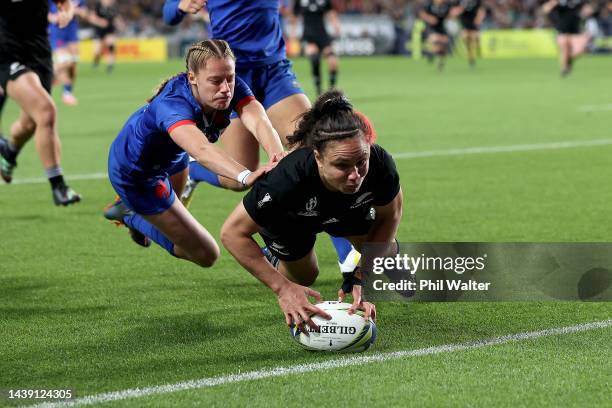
[290,301,377,352]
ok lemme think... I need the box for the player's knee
[108,43,116,53]
[34,102,57,128]
[193,245,220,268]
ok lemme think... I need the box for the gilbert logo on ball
[290,301,377,352]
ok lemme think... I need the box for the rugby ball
[289,301,377,352]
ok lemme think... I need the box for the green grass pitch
[0,56,611,407]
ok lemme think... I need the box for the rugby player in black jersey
[221,90,403,330]
[420,0,462,70]
[542,0,594,76]
[291,0,341,95]
[454,0,486,67]
[90,0,120,73]
[0,0,81,205]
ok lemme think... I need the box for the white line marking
[578,104,612,112]
[27,319,612,408]
[392,139,612,159]
[4,139,612,186]
[6,173,108,185]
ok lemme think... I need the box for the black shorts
[551,13,581,35]
[0,59,53,95]
[261,207,375,262]
[303,32,333,51]
[427,25,448,36]
[460,15,478,31]
[555,20,581,34]
[95,25,116,39]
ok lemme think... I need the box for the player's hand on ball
[278,282,331,332]
[179,0,207,14]
[338,283,376,322]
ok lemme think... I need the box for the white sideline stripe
[392,139,612,159]
[7,173,108,185]
[579,104,612,112]
[4,139,612,186]
[26,319,612,408]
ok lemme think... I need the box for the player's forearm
[192,142,248,182]
[542,0,558,14]
[419,12,437,25]
[240,105,284,159]
[476,8,486,26]
[221,231,289,295]
[254,122,284,159]
[163,0,185,25]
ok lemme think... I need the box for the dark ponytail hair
[287,89,368,152]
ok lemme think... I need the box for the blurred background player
[221,90,403,329]
[104,40,278,261]
[0,0,81,205]
[542,0,594,77]
[163,0,361,276]
[48,0,88,105]
[291,0,342,96]
[454,0,486,67]
[90,0,120,73]
[419,0,459,71]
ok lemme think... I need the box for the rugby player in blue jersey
[163,0,361,275]
[48,0,88,105]
[103,40,283,267]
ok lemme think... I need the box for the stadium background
[1,1,611,407]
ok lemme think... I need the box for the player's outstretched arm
[236,100,285,161]
[54,0,75,29]
[220,202,331,328]
[542,0,558,15]
[419,10,438,25]
[170,124,271,188]
[163,0,206,25]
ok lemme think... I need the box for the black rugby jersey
[293,0,333,37]
[243,144,400,236]
[0,0,54,64]
[458,0,482,19]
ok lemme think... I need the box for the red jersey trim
[167,119,196,134]
[235,95,256,112]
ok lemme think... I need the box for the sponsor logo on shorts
[271,242,289,255]
[257,193,272,209]
[297,196,318,217]
[322,218,339,224]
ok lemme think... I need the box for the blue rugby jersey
[48,0,83,33]
[110,73,254,181]
[163,0,285,67]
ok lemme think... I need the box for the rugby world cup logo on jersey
[297,197,318,217]
[350,191,373,209]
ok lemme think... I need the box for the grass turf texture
[0,56,611,407]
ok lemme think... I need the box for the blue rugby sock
[330,236,352,262]
[330,236,361,273]
[189,161,222,187]
[124,213,176,256]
